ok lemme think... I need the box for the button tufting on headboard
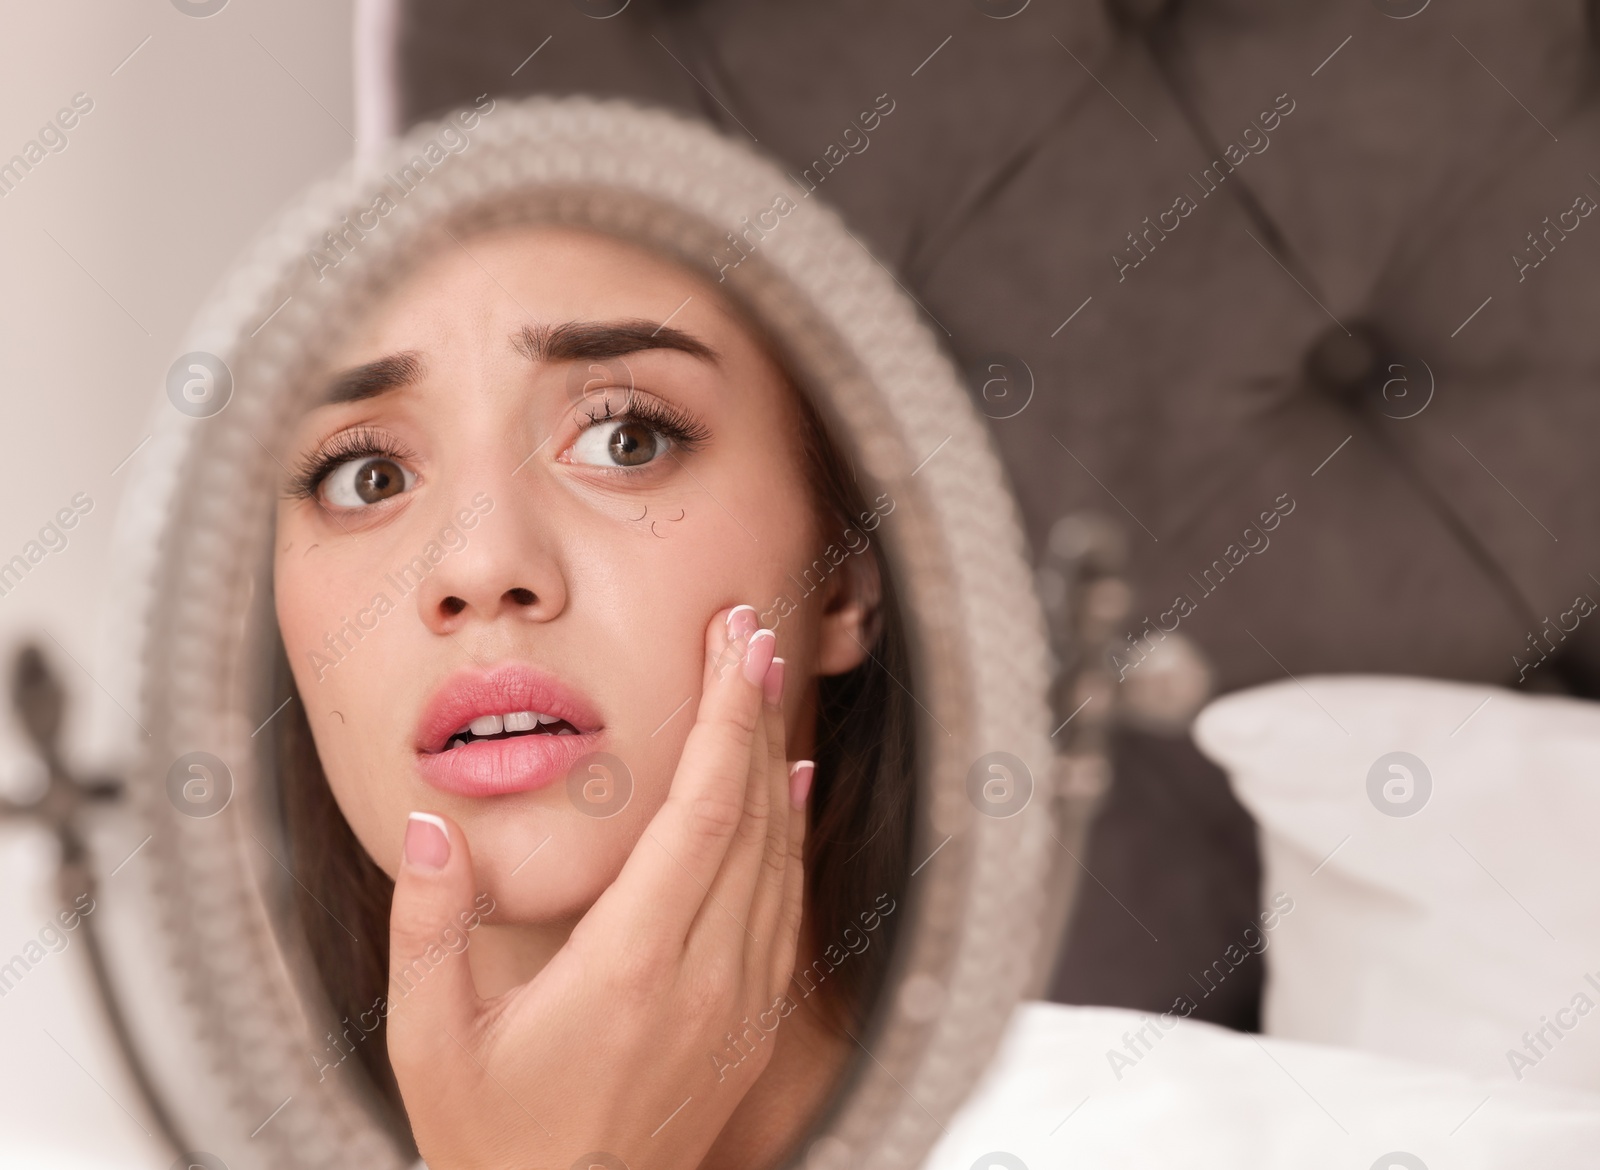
[1304,321,1392,409]
[1104,0,1180,31]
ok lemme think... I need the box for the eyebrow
[511,318,720,365]
[318,319,719,406]
[320,351,426,405]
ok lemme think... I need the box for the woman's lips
[414,663,605,798]
[417,730,603,798]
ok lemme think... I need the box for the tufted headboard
[387,0,1600,1033]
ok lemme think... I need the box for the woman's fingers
[771,759,812,1002]
[695,651,781,954]
[385,811,485,1077]
[603,605,774,948]
[742,663,793,965]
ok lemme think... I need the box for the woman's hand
[385,606,813,1170]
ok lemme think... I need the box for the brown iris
[353,457,405,503]
[608,421,659,467]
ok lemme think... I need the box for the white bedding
[1194,675,1600,1095]
[921,1001,1600,1169]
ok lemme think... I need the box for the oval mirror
[86,96,1085,1170]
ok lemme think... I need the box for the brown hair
[273,375,916,1135]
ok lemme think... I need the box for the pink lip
[414,663,605,798]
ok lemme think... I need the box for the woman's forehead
[305,223,801,420]
[349,224,740,345]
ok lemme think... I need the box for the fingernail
[788,760,814,810]
[726,605,759,643]
[743,628,777,684]
[763,657,786,707]
[404,812,450,870]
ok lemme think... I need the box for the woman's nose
[412,501,567,633]
[436,585,538,620]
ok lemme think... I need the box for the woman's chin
[475,882,605,934]
[468,835,633,928]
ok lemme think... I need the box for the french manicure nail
[742,628,776,684]
[726,605,759,642]
[763,657,786,707]
[404,812,450,870]
[788,760,815,810]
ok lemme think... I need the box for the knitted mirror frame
[97,95,1057,1170]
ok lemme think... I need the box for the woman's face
[274,226,869,927]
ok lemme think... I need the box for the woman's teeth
[446,710,576,750]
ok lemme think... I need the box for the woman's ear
[815,543,883,677]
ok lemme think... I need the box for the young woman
[271,222,916,1167]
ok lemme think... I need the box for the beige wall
[0,2,354,1163]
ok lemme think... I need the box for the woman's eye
[569,419,669,469]
[321,456,415,507]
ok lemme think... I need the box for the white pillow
[920,1002,1600,1170]
[1192,675,1600,1096]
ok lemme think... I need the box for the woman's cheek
[274,545,385,785]
[278,524,392,676]
[553,468,700,537]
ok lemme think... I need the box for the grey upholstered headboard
[386,0,1600,1033]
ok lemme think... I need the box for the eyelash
[287,426,415,502]
[576,394,712,457]
[286,396,712,503]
